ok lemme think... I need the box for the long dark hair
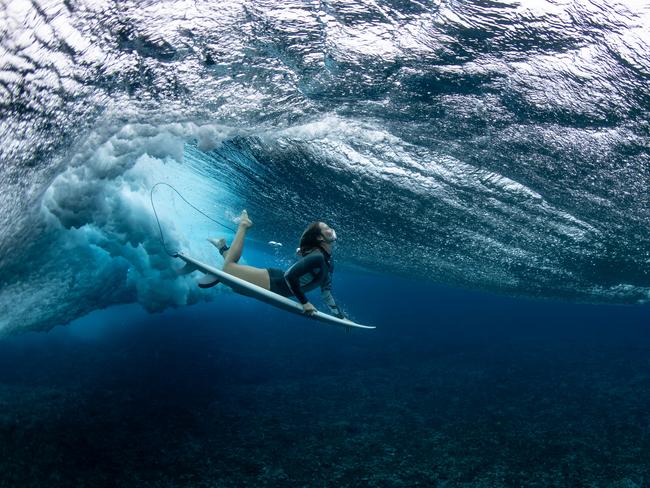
[298,221,325,257]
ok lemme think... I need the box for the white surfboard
[176,252,375,330]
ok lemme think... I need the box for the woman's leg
[224,210,251,265]
[222,210,271,289]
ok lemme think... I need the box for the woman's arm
[284,253,327,307]
[321,276,345,319]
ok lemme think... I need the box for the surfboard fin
[197,274,221,288]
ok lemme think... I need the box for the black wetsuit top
[284,250,332,304]
[268,248,344,318]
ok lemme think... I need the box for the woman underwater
[202,210,345,319]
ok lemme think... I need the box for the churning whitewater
[1,0,649,334]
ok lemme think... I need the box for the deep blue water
[2,272,650,486]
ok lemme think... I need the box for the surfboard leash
[149,182,238,258]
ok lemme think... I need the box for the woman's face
[319,222,337,243]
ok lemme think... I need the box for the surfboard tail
[177,254,222,289]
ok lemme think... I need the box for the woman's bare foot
[208,237,229,257]
[208,237,226,249]
[238,210,253,229]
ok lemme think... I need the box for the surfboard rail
[176,252,375,330]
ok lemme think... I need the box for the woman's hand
[302,302,317,316]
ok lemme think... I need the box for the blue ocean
[1,0,650,485]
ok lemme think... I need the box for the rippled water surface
[1,0,649,333]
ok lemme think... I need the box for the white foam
[0,122,240,336]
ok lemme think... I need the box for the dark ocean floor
[1,278,650,487]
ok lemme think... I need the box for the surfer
[205,210,345,319]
